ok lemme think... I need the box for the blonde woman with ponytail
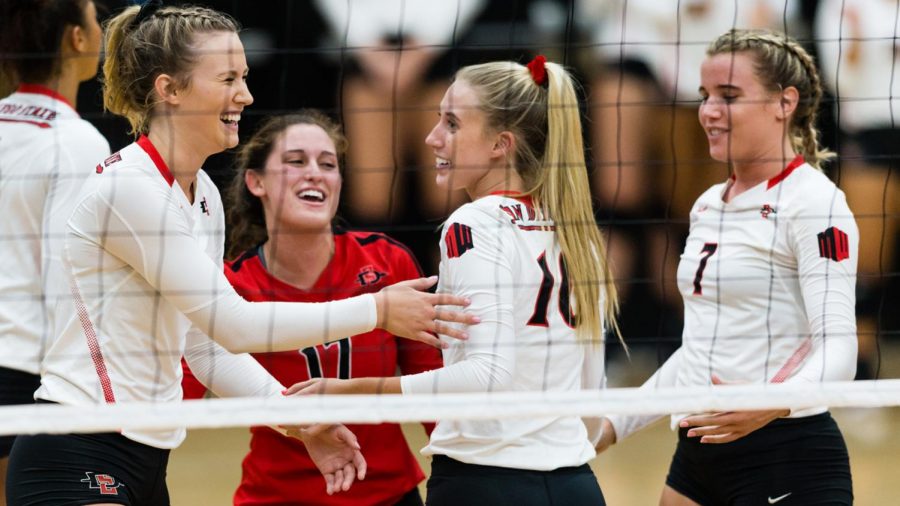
[596,29,858,505]
[6,3,477,505]
[288,56,618,505]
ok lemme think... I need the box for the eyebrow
[283,149,337,158]
[445,111,461,125]
[217,69,249,78]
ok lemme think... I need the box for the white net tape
[4,379,899,437]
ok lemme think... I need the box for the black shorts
[7,432,170,506]
[0,366,41,457]
[665,412,852,506]
[425,455,605,506]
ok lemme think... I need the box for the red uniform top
[183,230,441,505]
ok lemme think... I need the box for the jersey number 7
[693,243,718,295]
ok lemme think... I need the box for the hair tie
[526,55,548,87]
[132,0,163,28]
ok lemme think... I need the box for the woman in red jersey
[186,111,440,506]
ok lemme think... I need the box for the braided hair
[102,4,239,134]
[707,29,834,170]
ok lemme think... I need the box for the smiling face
[425,79,502,199]
[698,51,792,166]
[246,123,342,234]
[173,30,253,155]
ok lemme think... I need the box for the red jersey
[184,230,441,505]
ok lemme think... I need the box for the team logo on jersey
[95,152,123,174]
[817,226,850,262]
[760,204,776,219]
[445,223,474,258]
[81,472,124,495]
[199,196,210,215]
[357,265,387,287]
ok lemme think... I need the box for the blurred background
[76,0,899,503]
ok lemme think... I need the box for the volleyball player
[6,4,476,505]
[182,111,442,506]
[595,29,858,505]
[288,56,619,506]
[0,1,106,503]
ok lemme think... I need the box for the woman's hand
[284,377,400,396]
[594,417,617,453]
[374,276,480,348]
[678,375,790,444]
[283,424,367,495]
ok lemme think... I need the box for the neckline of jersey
[136,135,176,187]
[489,190,534,207]
[766,154,805,189]
[16,83,78,116]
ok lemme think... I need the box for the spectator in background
[314,0,486,227]
[816,0,900,380]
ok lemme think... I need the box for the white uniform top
[609,158,858,440]
[816,0,900,133]
[0,84,110,375]
[36,135,377,449]
[401,194,605,470]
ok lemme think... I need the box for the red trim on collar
[136,135,175,187]
[17,83,77,112]
[766,155,805,190]
[489,190,534,207]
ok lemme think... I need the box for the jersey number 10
[527,252,576,328]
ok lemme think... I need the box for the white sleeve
[42,133,109,316]
[401,214,515,393]
[183,328,284,398]
[783,188,858,384]
[73,173,376,353]
[605,347,683,442]
[581,340,607,446]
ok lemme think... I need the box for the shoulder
[340,229,420,268]
[781,164,852,217]
[226,248,264,278]
[445,196,515,230]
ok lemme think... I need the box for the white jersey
[37,135,376,449]
[816,0,900,133]
[0,84,109,375]
[610,158,858,440]
[401,193,605,470]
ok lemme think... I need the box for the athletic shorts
[665,412,852,506]
[7,432,170,506]
[425,455,605,506]
[0,366,41,456]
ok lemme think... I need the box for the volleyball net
[1,4,899,503]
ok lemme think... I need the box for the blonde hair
[102,4,239,134]
[707,29,834,169]
[456,61,619,342]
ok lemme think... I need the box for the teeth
[298,189,324,201]
[220,113,241,124]
[436,157,451,168]
[709,128,726,136]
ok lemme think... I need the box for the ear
[776,86,799,120]
[68,24,89,53]
[491,131,516,160]
[245,170,266,198]
[154,74,181,105]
